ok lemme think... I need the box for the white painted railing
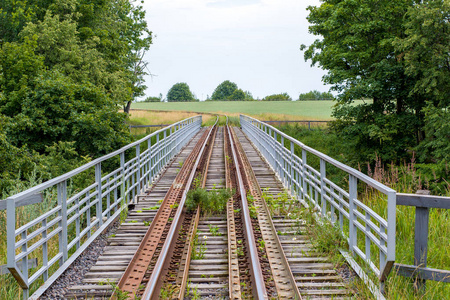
[241,114,396,296]
[4,116,202,299]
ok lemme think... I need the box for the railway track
[57,119,354,300]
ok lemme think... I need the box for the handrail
[395,192,450,291]
[6,116,202,300]
[240,114,397,297]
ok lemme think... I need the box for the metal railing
[240,114,396,297]
[4,116,202,299]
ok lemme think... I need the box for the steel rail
[176,122,219,299]
[114,126,210,297]
[141,117,219,300]
[232,127,302,300]
[226,125,268,300]
[224,124,243,300]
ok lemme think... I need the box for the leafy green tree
[395,0,449,107]
[144,95,162,102]
[229,89,246,101]
[298,90,334,100]
[262,93,292,101]
[211,80,238,100]
[395,0,450,166]
[166,82,196,102]
[244,90,254,101]
[301,0,421,162]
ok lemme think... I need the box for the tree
[301,0,420,162]
[262,93,292,101]
[229,89,246,101]
[244,91,254,101]
[144,94,162,102]
[298,90,334,100]
[211,80,238,100]
[166,82,196,102]
[395,0,450,166]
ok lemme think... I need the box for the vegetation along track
[49,120,354,299]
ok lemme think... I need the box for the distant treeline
[143,81,333,102]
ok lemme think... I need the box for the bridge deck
[40,126,354,299]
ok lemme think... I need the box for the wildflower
[292,237,297,241]
[203,235,208,240]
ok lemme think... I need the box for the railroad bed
[42,124,354,300]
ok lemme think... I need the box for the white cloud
[142,0,329,100]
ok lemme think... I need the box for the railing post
[58,180,68,262]
[414,206,429,291]
[120,152,126,205]
[349,174,357,254]
[290,141,295,195]
[163,130,167,165]
[95,163,103,227]
[156,133,160,171]
[7,198,16,270]
[147,138,152,184]
[320,159,326,215]
[302,149,307,202]
[136,144,141,197]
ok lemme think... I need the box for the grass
[126,109,215,135]
[359,164,450,300]
[131,100,362,121]
[274,124,450,299]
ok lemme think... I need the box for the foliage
[143,94,163,102]
[395,0,450,107]
[229,88,246,101]
[185,187,233,215]
[1,70,131,156]
[166,82,197,102]
[211,80,237,100]
[301,0,428,164]
[298,90,334,101]
[0,0,150,193]
[262,93,292,101]
[395,0,450,169]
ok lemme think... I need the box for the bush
[186,187,233,215]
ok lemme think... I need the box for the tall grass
[0,171,60,300]
[126,110,215,135]
[276,123,450,299]
[360,159,450,299]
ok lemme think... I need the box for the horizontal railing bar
[129,124,170,128]
[101,167,122,182]
[5,116,201,202]
[242,115,395,194]
[396,193,450,209]
[353,199,388,228]
[67,183,97,206]
[15,216,62,249]
[15,205,62,237]
[262,120,329,123]
[0,258,38,275]
[0,193,43,211]
[16,227,61,261]
[394,264,450,282]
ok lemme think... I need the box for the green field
[131,100,351,120]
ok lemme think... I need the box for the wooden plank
[394,264,450,283]
[0,193,43,210]
[397,193,450,209]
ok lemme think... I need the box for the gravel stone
[40,222,119,300]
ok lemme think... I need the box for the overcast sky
[141,0,329,101]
